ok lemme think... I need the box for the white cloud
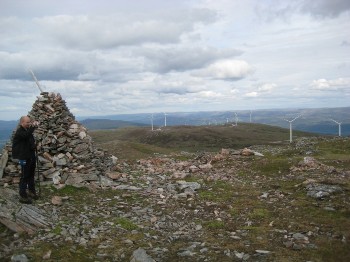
[258,83,276,92]
[245,92,258,98]
[310,78,350,90]
[193,60,254,80]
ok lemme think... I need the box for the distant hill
[0,120,16,150]
[89,123,321,160]
[80,119,147,130]
[1,106,349,151]
[0,120,17,130]
[80,107,350,136]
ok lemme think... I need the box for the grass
[90,124,318,160]
[115,217,138,231]
[204,220,225,229]
[50,185,89,195]
[198,181,235,202]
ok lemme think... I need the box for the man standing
[12,116,39,204]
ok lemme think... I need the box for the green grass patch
[248,208,270,219]
[198,181,235,202]
[252,157,293,175]
[204,220,225,229]
[115,217,138,231]
[52,225,62,235]
[51,185,89,195]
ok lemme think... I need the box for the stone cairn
[1,92,112,187]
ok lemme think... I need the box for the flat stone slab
[0,188,51,234]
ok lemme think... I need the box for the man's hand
[31,121,40,127]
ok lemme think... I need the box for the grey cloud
[341,40,350,46]
[300,0,350,18]
[35,8,217,50]
[136,46,243,73]
[0,50,142,82]
[155,86,200,95]
[193,60,254,81]
[255,0,350,22]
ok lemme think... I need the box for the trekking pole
[35,147,41,196]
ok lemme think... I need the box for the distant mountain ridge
[1,107,349,150]
[80,119,147,130]
[78,106,350,136]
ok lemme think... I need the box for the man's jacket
[12,126,36,160]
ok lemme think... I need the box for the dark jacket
[12,125,36,160]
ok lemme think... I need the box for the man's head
[20,116,31,129]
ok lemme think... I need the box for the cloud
[341,40,350,46]
[34,8,216,50]
[244,83,276,98]
[310,78,350,90]
[258,83,276,92]
[137,46,243,73]
[193,60,254,80]
[245,92,258,98]
[255,0,350,22]
[300,0,350,18]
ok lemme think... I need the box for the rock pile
[0,92,111,187]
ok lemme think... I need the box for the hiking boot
[19,196,32,204]
[28,191,39,200]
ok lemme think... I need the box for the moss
[51,185,89,195]
[52,225,62,235]
[204,220,225,229]
[115,217,138,231]
[249,208,270,219]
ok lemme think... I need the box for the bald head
[20,116,31,129]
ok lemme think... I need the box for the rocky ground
[1,137,349,261]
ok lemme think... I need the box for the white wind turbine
[150,114,154,131]
[232,112,238,126]
[164,112,168,127]
[330,119,342,136]
[249,110,252,123]
[283,115,301,143]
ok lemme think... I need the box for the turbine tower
[283,115,301,143]
[330,119,342,136]
[164,112,168,127]
[150,114,154,131]
[250,110,252,123]
[232,112,238,126]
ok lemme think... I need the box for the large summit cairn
[2,92,111,187]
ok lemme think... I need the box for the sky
[0,0,349,121]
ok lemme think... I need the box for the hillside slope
[90,123,320,160]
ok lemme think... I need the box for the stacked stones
[2,92,109,186]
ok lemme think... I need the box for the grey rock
[130,248,155,262]
[306,184,342,199]
[11,254,28,262]
[176,180,201,191]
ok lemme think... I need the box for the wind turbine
[330,119,342,136]
[283,115,301,143]
[150,114,154,131]
[232,112,238,126]
[249,110,252,123]
[28,69,44,93]
[164,112,168,127]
